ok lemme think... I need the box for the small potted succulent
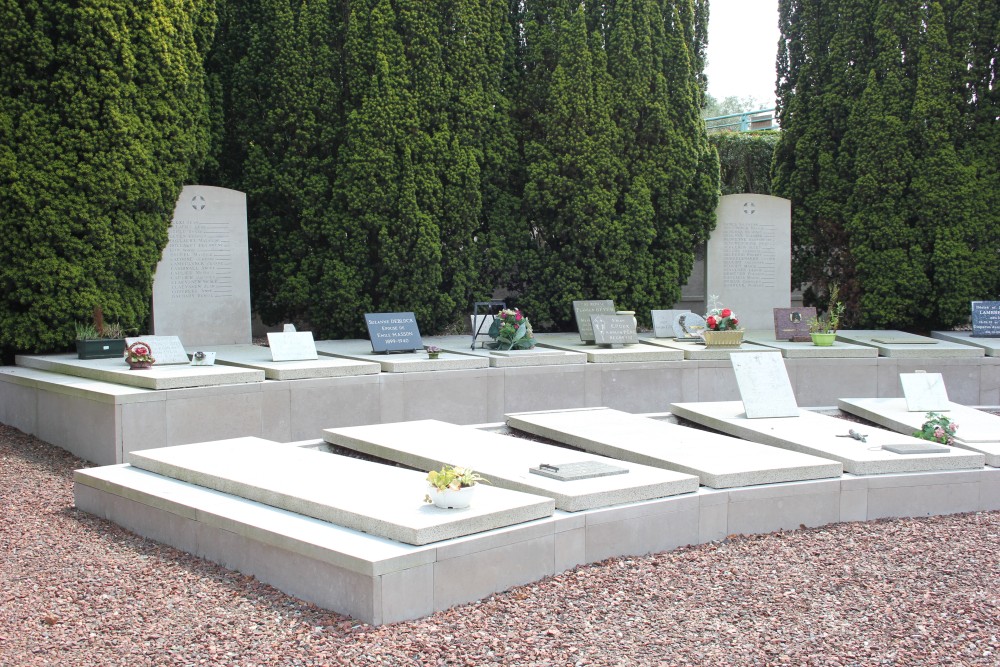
[124,341,156,370]
[425,345,442,360]
[807,284,845,346]
[487,308,536,350]
[424,465,489,509]
[702,296,743,347]
[75,306,129,359]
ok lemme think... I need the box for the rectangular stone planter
[76,338,126,360]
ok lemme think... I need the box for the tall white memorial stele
[705,194,792,331]
[152,185,252,345]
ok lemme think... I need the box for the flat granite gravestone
[899,372,950,412]
[705,194,791,330]
[506,407,842,488]
[883,443,951,454]
[772,307,816,342]
[152,185,252,345]
[267,331,318,361]
[126,437,554,546]
[730,351,799,418]
[572,300,616,342]
[972,301,1000,337]
[125,336,189,365]
[324,419,699,512]
[651,310,690,338]
[590,315,639,347]
[365,312,422,353]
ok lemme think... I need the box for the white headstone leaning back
[152,185,252,345]
[705,194,791,331]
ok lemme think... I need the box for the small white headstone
[651,310,690,338]
[267,331,318,361]
[283,323,297,333]
[673,313,706,339]
[900,372,950,412]
[125,335,189,365]
[730,351,799,418]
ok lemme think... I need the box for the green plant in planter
[808,284,846,334]
[75,306,133,359]
[423,465,489,503]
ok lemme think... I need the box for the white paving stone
[505,407,842,488]
[669,401,985,475]
[837,397,1000,467]
[836,330,985,358]
[126,437,554,546]
[315,339,488,372]
[324,420,699,511]
[15,353,264,390]
[200,344,379,380]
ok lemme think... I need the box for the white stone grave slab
[705,195,791,330]
[837,398,1000,467]
[835,330,984,358]
[670,400,984,475]
[152,185,252,345]
[745,332,878,358]
[930,331,1000,357]
[125,336,190,365]
[899,372,950,412]
[730,351,799,418]
[506,408,842,488]
[315,339,487,372]
[534,333,683,363]
[267,331,318,361]
[424,336,585,368]
[324,420,699,511]
[202,345,379,380]
[639,337,765,360]
[126,437,553,546]
[651,310,690,338]
[15,353,264,390]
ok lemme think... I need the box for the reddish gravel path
[2,423,999,666]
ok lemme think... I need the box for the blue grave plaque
[365,312,422,353]
[971,301,1000,338]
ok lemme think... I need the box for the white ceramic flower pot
[429,485,476,509]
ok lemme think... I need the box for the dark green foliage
[709,132,779,195]
[0,0,215,358]
[774,0,999,328]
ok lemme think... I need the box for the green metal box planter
[76,339,126,360]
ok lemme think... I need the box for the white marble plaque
[267,331,318,361]
[730,351,799,418]
[651,310,690,338]
[125,335,189,365]
[152,186,252,345]
[900,372,950,412]
[705,195,791,330]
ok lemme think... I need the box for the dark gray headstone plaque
[883,443,951,455]
[971,301,1000,338]
[529,461,629,481]
[590,315,639,347]
[773,307,816,342]
[573,300,616,342]
[365,312,422,353]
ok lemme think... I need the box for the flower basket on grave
[702,297,742,347]
[124,341,156,370]
[702,330,744,348]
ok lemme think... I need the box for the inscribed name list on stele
[365,312,423,353]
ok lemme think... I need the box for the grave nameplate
[651,310,690,338]
[189,350,216,366]
[590,315,638,347]
[673,312,707,339]
[572,300,616,342]
[267,331,318,361]
[773,307,816,342]
[529,461,629,482]
[899,372,950,412]
[152,185,252,345]
[730,351,799,418]
[883,443,951,455]
[971,301,1000,338]
[365,312,422,353]
[125,336,189,365]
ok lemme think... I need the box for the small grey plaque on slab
[125,335,189,365]
[590,315,638,347]
[652,310,689,338]
[267,331,318,361]
[730,351,799,418]
[899,372,950,412]
[883,443,951,455]
[773,307,816,342]
[872,337,936,344]
[573,300,616,342]
[529,461,629,481]
[365,312,422,353]
[673,312,707,339]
